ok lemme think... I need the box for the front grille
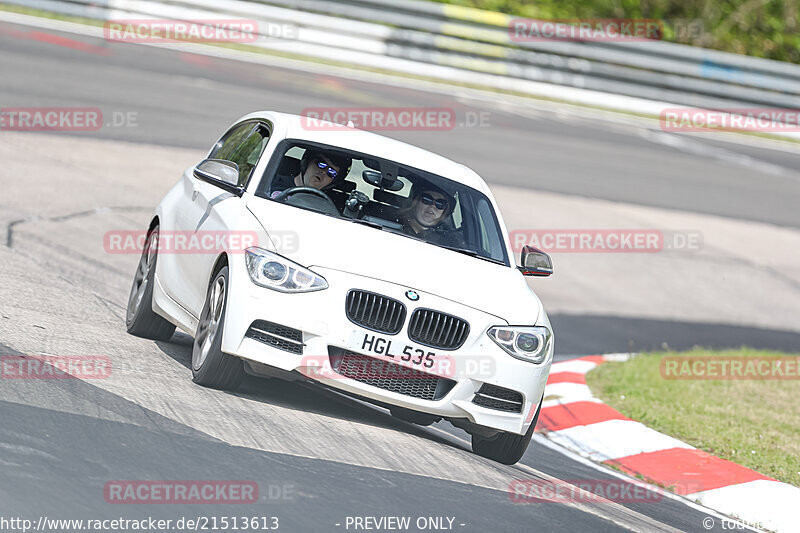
[245,320,303,355]
[407,308,469,350]
[472,384,523,413]
[330,349,455,401]
[345,290,406,334]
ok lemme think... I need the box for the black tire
[191,266,244,390]
[126,225,176,341]
[471,395,543,465]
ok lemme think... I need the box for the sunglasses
[421,193,448,211]
[314,159,339,179]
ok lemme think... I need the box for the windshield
[255,140,509,266]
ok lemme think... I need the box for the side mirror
[194,159,240,188]
[518,245,553,277]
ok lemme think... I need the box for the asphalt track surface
[1,18,797,533]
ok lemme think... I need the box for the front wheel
[471,395,543,465]
[125,225,176,341]
[191,266,244,390]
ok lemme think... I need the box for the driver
[400,180,463,247]
[270,148,351,198]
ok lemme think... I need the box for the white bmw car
[126,111,555,464]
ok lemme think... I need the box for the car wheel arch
[210,253,229,285]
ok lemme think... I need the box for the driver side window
[209,122,271,187]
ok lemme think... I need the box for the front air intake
[472,383,523,413]
[329,348,455,401]
[245,320,304,354]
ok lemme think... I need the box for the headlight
[487,326,551,364]
[244,247,328,293]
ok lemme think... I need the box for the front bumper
[222,263,552,435]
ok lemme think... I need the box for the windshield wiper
[439,244,506,266]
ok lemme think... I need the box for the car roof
[238,111,489,193]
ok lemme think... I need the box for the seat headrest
[277,155,301,177]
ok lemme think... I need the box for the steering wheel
[273,186,339,215]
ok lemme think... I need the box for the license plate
[349,332,440,370]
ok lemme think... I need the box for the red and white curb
[539,354,800,533]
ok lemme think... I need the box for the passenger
[400,181,463,247]
[270,149,351,198]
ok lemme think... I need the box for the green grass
[431,0,800,64]
[586,348,800,488]
[0,2,103,26]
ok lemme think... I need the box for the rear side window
[210,122,271,187]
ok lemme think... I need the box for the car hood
[246,199,541,323]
